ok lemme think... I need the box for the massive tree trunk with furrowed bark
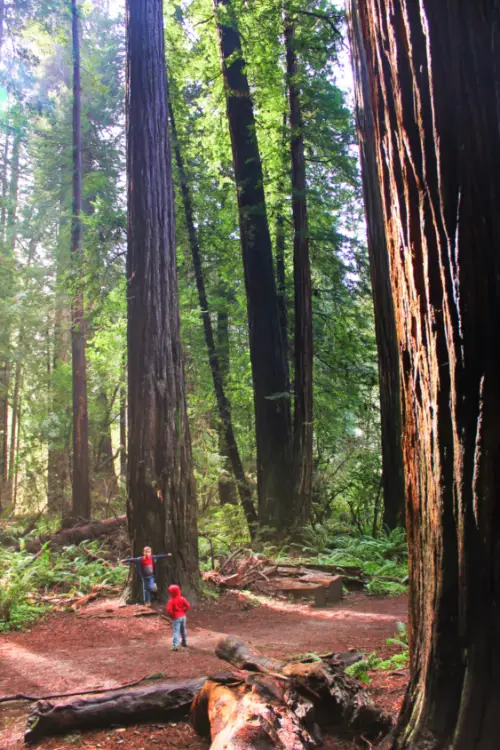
[126,0,198,599]
[348,2,500,748]
[346,0,405,531]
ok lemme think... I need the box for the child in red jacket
[167,584,190,651]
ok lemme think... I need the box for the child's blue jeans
[143,577,155,603]
[172,616,187,647]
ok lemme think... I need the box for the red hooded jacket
[167,585,190,620]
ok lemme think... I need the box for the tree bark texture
[346,0,405,531]
[24,678,207,744]
[126,0,198,599]
[168,99,257,534]
[70,0,91,521]
[284,17,314,527]
[349,2,500,748]
[214,0,293,532]
[216,306,238,507]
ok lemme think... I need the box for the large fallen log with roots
[24,677,207,744]
[24,638,392,747]
[213,636,392,737]
[24,516,127,553]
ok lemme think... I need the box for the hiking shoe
[172,646,178,651]
[181,643,188,648]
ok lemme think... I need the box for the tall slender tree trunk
[8,361,21,508]
[346,0,405,531]
[284,15,313,526]
[168,99,257,535]
[119,374,126,479]
[349,2,500,748]
[0,129,20,510]
[216,305,238,507]
[214,0,293,532]
[126,0,198,599]
[275,111,289,386]
[0,131,8,511]
[13,387,21,509]
[6,236,37,506]
[70,0,90,520]
[47,277,71,516]
[93,390,117,503]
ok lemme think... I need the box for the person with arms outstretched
[121,546,171,605]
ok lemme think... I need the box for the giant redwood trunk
[349,2,500,748]
[168,100,257,535]
[346,0,405,532]
[126,0,198,599]
[214,0,293,531]
[70,0,91,521]
[284,16,313,527]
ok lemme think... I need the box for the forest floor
[0,591,408,750]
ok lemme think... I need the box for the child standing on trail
[167,584,190,651]
[121,547,171,605]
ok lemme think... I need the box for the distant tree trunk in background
[93,390,117,503]
[47,279,71,516]
[168,99,256,534]
[127,0,198,599]
[119,369,126,479]
[0,129,20,510]
[216,305,238,507]
[70,0,91,521]
[349,2,500,748]
[275,112,289,388]
[214,0,293,532]
[347,0,405,531]
[284,16,313,527]
[0,132,8,512]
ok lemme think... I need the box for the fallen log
[254,576,343,606]
[24,676,208,744]
[24,515,127,553]
[214,636,392,739]
[191,675,317,749]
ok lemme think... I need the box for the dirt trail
[0,591,408,749]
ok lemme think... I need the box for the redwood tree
[126,0,198,598]
[284,12,313,526]
[347,1,404,530]
[349,1,500,747]
[70,0,91,520]
[214,0,293,532]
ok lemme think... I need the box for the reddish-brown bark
[349,1,500,747]
[126,0,198,598]
[347,0,405,531]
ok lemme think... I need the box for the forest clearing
[1,587,408,749]
[1,0,499,748]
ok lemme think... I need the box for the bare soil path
[0,591,408,750]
